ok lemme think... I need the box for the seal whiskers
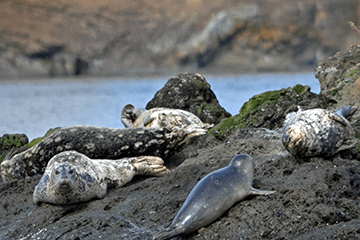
[153,154,275,240]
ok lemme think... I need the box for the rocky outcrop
[208,84,333,139]
[146,73,231,125]
[2,44,360,238]
[0,0,359,79]
[315,45,360,135]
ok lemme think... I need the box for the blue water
[0,72,320,141]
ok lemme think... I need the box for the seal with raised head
[153,154,275,240]
[121,104,212,128]
[33,150,169,205]
[282,106,357,157]
[1,125,208,182]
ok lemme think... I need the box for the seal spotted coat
[121,104,212,128]
[33,151,168,205]
[282,106,357,157]
[1,125,208,182]
[153,154,275,240]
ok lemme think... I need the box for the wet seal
[153,154,275,240]
[1,125,208,182]
[33,151,169,205]
[121,104,213,128]
[282,106,357,157]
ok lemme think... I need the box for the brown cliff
[0,0,359,79]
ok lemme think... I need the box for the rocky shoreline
[1,46,360,239]
[0,0,359,79]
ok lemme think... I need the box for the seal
[153,154,275,240]
[282,106,357,157]
[33,150,169,205]
[1,125,208,182]
[121,104,212,128]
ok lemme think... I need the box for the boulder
[146,73,231,125]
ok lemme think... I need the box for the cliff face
[0,0,359,79]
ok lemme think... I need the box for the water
[0,72,320,141]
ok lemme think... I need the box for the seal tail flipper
[249,187,276,196]
[336,106,358,120]
[153,227,182,240]
[132,156,170,177]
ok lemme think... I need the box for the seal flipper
[248,187,276,196]
[153,226,183,240]
[336,106,357,120]
[131,156,169,177]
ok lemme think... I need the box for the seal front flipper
[248,187,276,196]
[131,156,169,177]
[336,106,357,120]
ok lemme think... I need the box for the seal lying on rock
[153,154,275,240]
[121,104,213,128]
[33,151,168,205]
[1,125,208,182]
[282,106,357,157]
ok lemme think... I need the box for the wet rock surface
[1,128,360,239]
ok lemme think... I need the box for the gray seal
[121,104,212,128]
[153,154,275,240]
[33,150,169,205]
[1,125,208,182]
[282,106,357,157]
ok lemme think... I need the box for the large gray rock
[146,73,231,125]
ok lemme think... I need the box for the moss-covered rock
[0,128,60,164]
[208,84,332,140]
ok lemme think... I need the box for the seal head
[33,151,107,205]
[121,105,212,128]
[153,154,275,240]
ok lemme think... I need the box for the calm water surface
[0,72,320,141]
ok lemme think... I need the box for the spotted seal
[121,104,212,128]
[1,125,208,182]
[282,106,357,157]
[33,151,168,205]
[153,154,275,240]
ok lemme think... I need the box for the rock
[0,134,28,163]
[2,127,360,239]
[208,84,333,140]
[146,73,231,125]
[315,45,360,153]
[0,1,359,78]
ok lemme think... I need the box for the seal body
[282,106,357,157]
[153,154,275,240]
[1,125,207,182]
[33,151,168,205]
[121,104,210,128]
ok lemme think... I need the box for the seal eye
[55,170,60,175]
[68,170,74,175]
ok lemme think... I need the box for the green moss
[208,85,310,139]
[293,84,307,95]
[23,127,60,148]
[0,127,61,164]
[347,69,358,78]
